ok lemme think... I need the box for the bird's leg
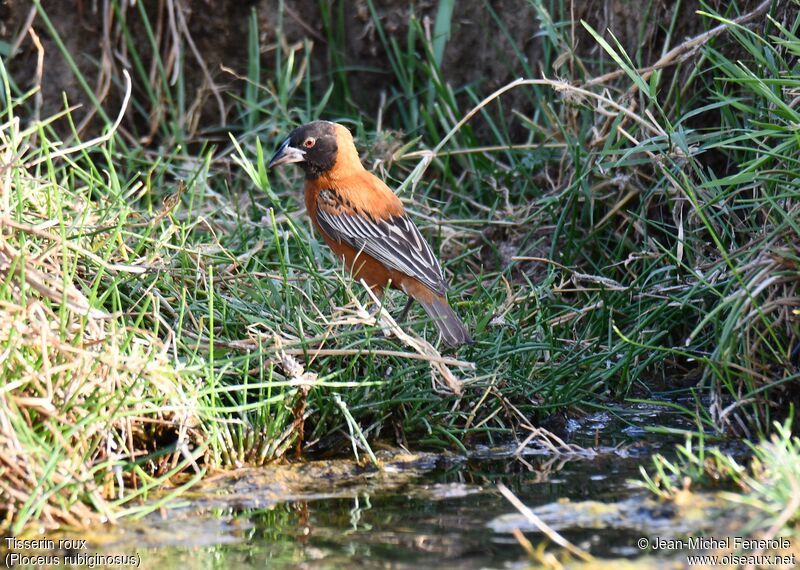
[397,298,414,322]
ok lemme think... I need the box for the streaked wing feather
[316,204,447,296]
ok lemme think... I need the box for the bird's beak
[268,138,305,168]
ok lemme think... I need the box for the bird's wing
[315,189,447,296]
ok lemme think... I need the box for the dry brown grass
[0,99,204,531]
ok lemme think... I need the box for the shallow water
[19,401,771,569]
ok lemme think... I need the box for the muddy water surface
[52,402,774,569]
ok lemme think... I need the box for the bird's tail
[419,296,473,348]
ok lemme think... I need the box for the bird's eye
[303,137,316,149]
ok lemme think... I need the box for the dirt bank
[0,1,762,139]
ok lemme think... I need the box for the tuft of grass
[0,61,204,532]
[638,417,800,537]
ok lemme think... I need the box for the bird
[268,120,472,348]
